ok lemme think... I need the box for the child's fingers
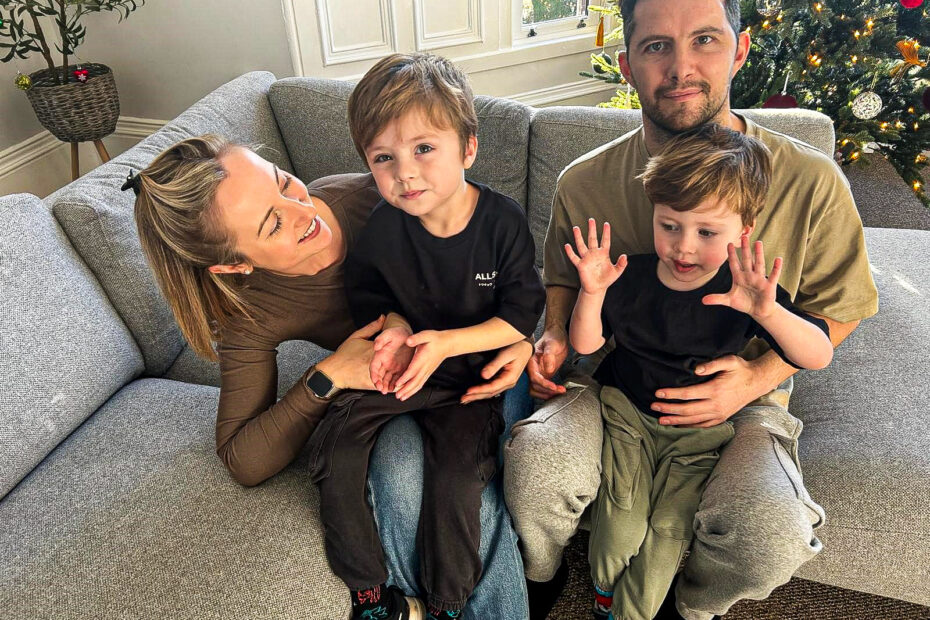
[770,256,783,285]
[402,374,428,401]
[753,240,766,275]
[587,218,598,250]
[564,243,581,266]
[614,253,628,273]
[727,242,741,276]
[702,293,730,307]
[601,222,611,252]
[572,225,588,255]
[406,332,430,348]
[739,235,752,270]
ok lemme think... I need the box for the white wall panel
[415,0,483,51]
[316,0,397,66]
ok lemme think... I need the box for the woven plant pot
[25,63,120,143]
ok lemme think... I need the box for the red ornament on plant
[73,67,89,83]
[763,72,798,108]
[900,0,923,9]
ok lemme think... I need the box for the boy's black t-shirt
[345,181,545,389]
[595,253,830,417]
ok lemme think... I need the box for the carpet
[548,532,930,620]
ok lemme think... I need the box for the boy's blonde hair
[347,52,478,162]
[640,124,772,226]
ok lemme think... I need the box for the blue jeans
[366,373,533,619]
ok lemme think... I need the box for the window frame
[511,0,604,46]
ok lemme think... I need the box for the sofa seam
[52,201,158,371]
[819,523,930,537]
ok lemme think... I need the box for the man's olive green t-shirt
[543,116,879,325]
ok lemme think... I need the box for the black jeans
[309,387,504,611]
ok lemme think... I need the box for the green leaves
[0,0,144,72]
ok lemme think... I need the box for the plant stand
[69,139,112,181]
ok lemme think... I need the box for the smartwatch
[306,367,340,399]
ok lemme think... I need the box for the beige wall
[0,0,294,152]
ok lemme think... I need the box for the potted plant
[0,1,144,178]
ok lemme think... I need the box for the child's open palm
[564,219,628,295]
[703,235,783,319]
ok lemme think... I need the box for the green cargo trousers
[590,386,735,620]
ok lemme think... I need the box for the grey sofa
[2,71,927,619]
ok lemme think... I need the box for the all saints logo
[475,270,497,288]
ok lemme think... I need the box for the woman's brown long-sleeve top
[213,173,380,486]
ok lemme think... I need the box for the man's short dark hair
[620,0,741,47]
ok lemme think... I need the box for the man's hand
[527,326,569,400]
[651,354,769,427]
[370,325,415,394]
[461,339,534,404]
[394,330,452,401]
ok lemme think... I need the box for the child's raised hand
[702,235,782,320]
[393,330,451,401]
[370,325,415,394]
[564,219,628,295]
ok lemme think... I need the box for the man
[503,1,878,619]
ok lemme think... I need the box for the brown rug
[548,531,930,620]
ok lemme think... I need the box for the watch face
[306,370,335,398]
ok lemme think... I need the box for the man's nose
[667,46,697,84]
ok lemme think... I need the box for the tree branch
[23,0,57,77]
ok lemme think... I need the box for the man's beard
[641,80,730,138]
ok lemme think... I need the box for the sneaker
[352,585,426,620]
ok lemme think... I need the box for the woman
[129,134,533,619]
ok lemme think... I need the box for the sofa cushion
[268,77,534,207]
[792,227,930,606]
[164,339,329,397]
[0,194,143,500]
[0,378,350,619]
[527,107,835,266]
[49,71,292,377]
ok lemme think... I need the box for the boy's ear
[463,134,478,170]
[742,221,755,238]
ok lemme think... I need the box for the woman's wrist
[313,355,345,389]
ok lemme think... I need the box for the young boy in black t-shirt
[308,53,544,620]
[564,124,834,620]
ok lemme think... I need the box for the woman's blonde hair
[133,134,253,361]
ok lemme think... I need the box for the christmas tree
[579,0,642,109]
[733,0,930,206]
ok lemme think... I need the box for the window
[515,0,600,43]
[522,0,590,27]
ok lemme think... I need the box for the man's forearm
[748,316,861,397]
[543,285,579,334]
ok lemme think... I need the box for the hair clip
[121,169,142,196]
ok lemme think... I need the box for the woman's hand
[461,339,533,404]
[564,219,628,295]
[394,330,452,401]
[314,315,386,392]
[703,236,782,320]
[371,325,415,394]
